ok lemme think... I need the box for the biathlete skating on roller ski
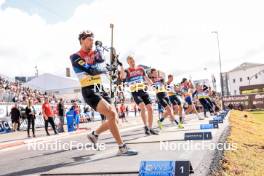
[120,56,159,135]
[70,30,138,156]
[149,68,184,130]
[166,74,184,124]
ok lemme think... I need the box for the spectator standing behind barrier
[25,99,36,138]
[42,97,58,136]
[10,103,20,132]
[134,104,137,117]
[70,101,80,130]
[119,103,128,123]
[57,98,65,133]
[126,106,129,117]
[84,106,91,122]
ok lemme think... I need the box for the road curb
[0,122,142,151]
[0,141,25,150]
[0,128,90,151]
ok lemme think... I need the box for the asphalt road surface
[0,113,229,176]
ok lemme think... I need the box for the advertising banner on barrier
[223,93,264,109]
[252,94,264,109]
[34,105,45,128]
[0,120,12,134]
[0,105,7,119]
[19,105,47,130]
[7,105,13,117]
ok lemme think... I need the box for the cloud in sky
[1,0,95,23]
[0,0,264,88]
[0,0,5,6]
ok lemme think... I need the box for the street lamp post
[212,31,224,109]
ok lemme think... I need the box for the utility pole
[212,31,224,109]
[110,24,114,98]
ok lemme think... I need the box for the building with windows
[222,62,264,95]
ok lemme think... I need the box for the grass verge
[219,110,264,176]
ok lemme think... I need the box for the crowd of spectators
[0,76,57,104]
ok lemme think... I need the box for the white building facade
[224,63,264,95]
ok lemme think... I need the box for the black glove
[116,59,123,66]
[95,41,103,47]
[106,64,114,72]
[88,65,107,76]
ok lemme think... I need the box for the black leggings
[199,98,214,117]
[212,101,220,112]
[45,117,57,135]
[27,117,35,135]
[206,98,214,109]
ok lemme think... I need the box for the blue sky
[2,0,94,23]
